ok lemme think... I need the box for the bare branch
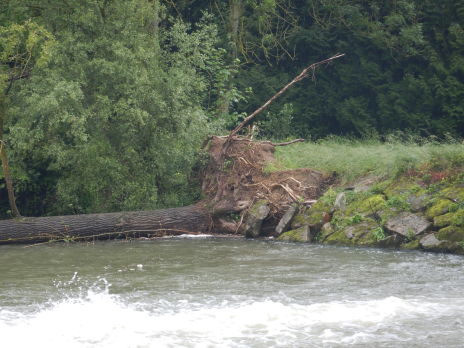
[227,53,345,139]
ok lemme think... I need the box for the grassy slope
[269,137,464,183]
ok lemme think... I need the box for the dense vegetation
[1,0,463,217]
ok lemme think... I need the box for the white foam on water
[0,292,459,348]
[176,234,214,238]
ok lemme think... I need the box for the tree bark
[0,204,211,244]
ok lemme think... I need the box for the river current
[1,237,463,347]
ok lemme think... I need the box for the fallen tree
[0,136,331,244]
[0,205,211,244]
[0,54,344,244]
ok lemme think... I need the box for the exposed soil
[202,136,334,234]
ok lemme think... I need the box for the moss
[434,210,464,228]
[437,225,464,242]
[324,229,353,245]
[291,201,330,229]
[324,220,378,246]
[277,226,310,243]
[426,199,454,219]
[383,177,418,198]
[439,186,464,202]
[345,194,386,216]
[453,209,464,226]
[318,223,334,242]
[401,240,420,250]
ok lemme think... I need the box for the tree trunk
[0,204,211,244]
[0,99,21,218]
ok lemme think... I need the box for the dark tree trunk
[0,100,21,218]
[0,204,211,244]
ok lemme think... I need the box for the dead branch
[227,53,345,139]
[271,139,305,146]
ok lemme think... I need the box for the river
[1,237,463,347]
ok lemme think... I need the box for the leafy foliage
[0,0,463,217]
[2,0,227,215]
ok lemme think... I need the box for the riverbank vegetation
[270,135,464,183]
[1,0,463,219]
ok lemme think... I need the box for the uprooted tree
[0,54,344,244]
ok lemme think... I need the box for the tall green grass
[269,136,464,183]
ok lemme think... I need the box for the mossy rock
[317,222,335,242]
[437,225,464,242]
[345,194,386,217]
[433,210,464,228]
[291,201,330,230]
[377,234,403,248]
[407,193,431,212]
[277,226,311,243]
[400,240,420,250]
[324,219,378,246]
[439,186,464,202]
[383,178,421,198]
[426,199,455,219]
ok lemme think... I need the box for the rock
[334,192,346,212]
[321,222,334,235]
[385,212,431,238]
[377,234,402,248]
[344,194,386,217]
[352,176,380,193]
[420,233,443,248]
[437,225,464,242]
[345,229,355,239]
[290,201,330,233]
[243,200,270,238]
[407,194,430,212]
[324,220,378,246]
[318,222,334,241]
[400,239,420,250]
[275,205,298,235]
[426,199,454,219]
[277,226,311,242]
[433,212,455,228]
[433,210,464,228]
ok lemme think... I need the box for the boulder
[426,199,454,219]
[377,234,402,248]
[420,233,443,249]
[385,212,431,238]
[318,222,334,241]
[433,210,464,228]
[437,225,464,242]
[275,205,298,236]
[243,200,270,238]
[349,175,379,193]
[290,201,330,233]
[324,220,378,246]
[277,226,311,242]
[407,194,430,212]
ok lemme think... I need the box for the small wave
[0,293,460,348]
[176,234,214,239]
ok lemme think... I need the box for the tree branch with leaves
[0,20,55,217]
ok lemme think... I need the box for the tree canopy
[0,0,462,217]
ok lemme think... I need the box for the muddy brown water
[1,237,463,347]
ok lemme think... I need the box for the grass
[268,136,464,183]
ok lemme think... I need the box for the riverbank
[269,137,464,254]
